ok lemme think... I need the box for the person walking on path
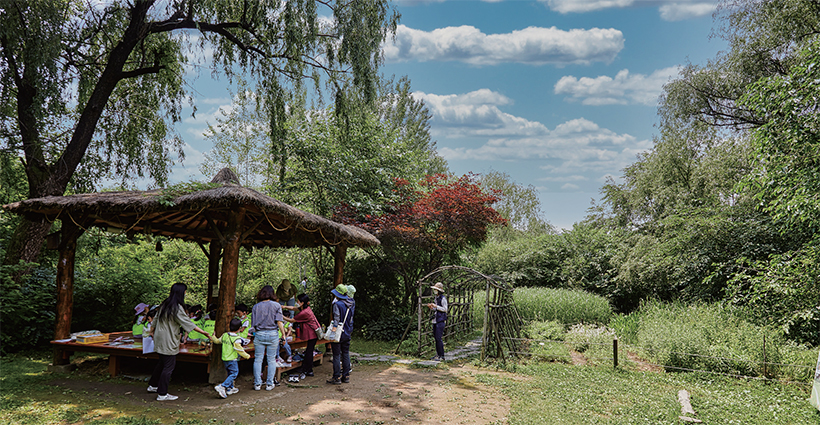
[252,285,286,391]
[327,284,355,385]
[147,283,211,401]
[426,282,448,361]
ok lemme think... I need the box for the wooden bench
[51,332,329,381]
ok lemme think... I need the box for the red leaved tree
[334,173,507,309]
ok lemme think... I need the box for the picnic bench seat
[51,331,329,381]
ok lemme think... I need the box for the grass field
[2,346,818,424]
[476,360,818,424]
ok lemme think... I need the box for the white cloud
[554,67,680,105]
[540,0,717,21]
[384,24,624,66]
[414,90,549,137]
[659,2,717,21]
[422,89,652,191]
[544,0,634,13]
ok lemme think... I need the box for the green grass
[0,351,211,425]
[610,301,817,382]
[476,361,819,424]
[474,287,613,326]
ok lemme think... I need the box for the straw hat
[431,282,445,293]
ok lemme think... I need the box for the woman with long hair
[252,285,286,390]
[147,283,211,401]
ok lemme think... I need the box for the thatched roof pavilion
[3,168,378,381]
[4,168,379,249]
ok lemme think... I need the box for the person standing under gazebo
[276,279,298,319]
[426,282,448,362]
[147,283,211,401]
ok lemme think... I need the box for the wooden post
[762,334,767,377]
[481,281,491,361]
[333,245,347,288]
[613,337,618,369]
[209,207,245,384]
[208,240,221,307]
[53,220,84,366]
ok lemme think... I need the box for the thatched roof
[2,169,379,249]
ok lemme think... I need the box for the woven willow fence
[415,266,522,360]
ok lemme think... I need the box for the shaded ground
[51,353,510,424]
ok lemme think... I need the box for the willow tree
[0,0,398,268]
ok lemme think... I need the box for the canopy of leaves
[334,174,507,308]
[740,37,820,231]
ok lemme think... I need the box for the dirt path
[52,354,510,424]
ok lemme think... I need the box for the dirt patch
[52,354,510,424]
[569,350,587,366]
[625,351,663,373]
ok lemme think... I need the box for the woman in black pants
[146,283,210,401]
[283,294,321,379]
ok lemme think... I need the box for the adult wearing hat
[426,282,448,361]
[327,284,355,385]
[276,279,298,318]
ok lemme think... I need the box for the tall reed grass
[471,286,612,328]
[513,287,613,325]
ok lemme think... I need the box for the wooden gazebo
[3,169,379,376]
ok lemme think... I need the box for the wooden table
[51,332,329,380]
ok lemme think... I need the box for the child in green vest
[210,318,251,398]
[132,303,149,337]
[185,304,208,341]
[235,304,251,342]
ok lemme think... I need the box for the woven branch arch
[416,266,523,360]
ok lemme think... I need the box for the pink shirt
[293,307,321,340]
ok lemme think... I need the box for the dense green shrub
[0,263,57,354]
[472,232,566,288]
[361,315,412,341]
[523,320,570,362]
[617,301,815,381]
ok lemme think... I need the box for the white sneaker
[227,387,239,395]
[147,385,158,393]
[156,394,178,401]
[214,385,227,399]
[265,384,275,391]
[253,384,261,391]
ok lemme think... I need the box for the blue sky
[172,0,726,230]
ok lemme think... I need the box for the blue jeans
[433,321,446,358]
[253,330,279,386]
[331,336,351,379]
[221,360,239,389]
[281,339,292,358]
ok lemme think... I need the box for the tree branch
[120,64,165,79]
[148,19,266,56]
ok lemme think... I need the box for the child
[235,303,251,343]
[143,307,157,335]
[185,304,208,342]
[132,303,150,337]
[277,321,293,366]
[210,318,251,398]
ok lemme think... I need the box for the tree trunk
[3,216,52,275]
[3,1,154,271]
[210,207,245,384]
